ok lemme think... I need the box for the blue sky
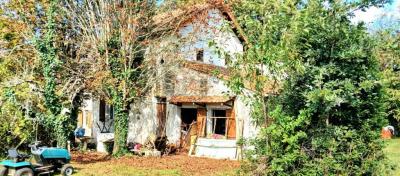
[155,0,398,30]
[352,0,400,29]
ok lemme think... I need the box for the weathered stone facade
[80,5,260,159]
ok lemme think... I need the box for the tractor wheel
[0,166,8,176]
[61,164,74,176]
[14,168,33,176]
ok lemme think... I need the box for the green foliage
[110,88,129,156]
[0,88,34,156]
[0,0,46,156]
[35,0,61,115]
[0,0,79,151]
[376,30,400,132]
[232,0,391,175]
[34,0,73,148]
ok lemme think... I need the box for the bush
[232,0,391,175]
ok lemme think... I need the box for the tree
[231,0,391,174]
[376,30,400,133]
[0,0,44,154]
[0,0,81,149]
[63,0,172,155]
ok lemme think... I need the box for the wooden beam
[223,102,232,108]
[194,103,206,108]
[223,100,234,108]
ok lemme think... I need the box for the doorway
[180,108,198,148]
[181,108,197,131]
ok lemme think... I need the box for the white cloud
[351,0,400,24]
[352,7,385,24]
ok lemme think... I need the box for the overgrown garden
[230,0,399,175]
[0,0,399,175]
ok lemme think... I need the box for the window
[98,99,114,133]
[99,99,106,122]
[109,105,114,120]
[196,49,204,62]
[100,99,114,121]
[213,110,226,117]
[211,110,227,136]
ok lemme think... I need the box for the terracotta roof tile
[182,61,231,79]
[182,61,281,95]
[169,95,234,104]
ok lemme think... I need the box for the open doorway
[181,108,197,131]
[180,108,198,148]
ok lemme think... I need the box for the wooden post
[188,135,198,156]
[225,117,229,138]
[67,141,71,153]
[213,118,216,135]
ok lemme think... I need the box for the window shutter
[86,111,93,129]
[226,109,236,139]
[77,111,83,127]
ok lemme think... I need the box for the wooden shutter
[156,98,167,137]
[86,111,93,129]
[197,108,207,137]
[77,111,83,127]
[226,109,236,139]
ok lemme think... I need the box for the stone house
[77,2,274,160]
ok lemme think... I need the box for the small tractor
[0,142,74,176]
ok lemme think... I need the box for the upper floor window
[196,49,204,62]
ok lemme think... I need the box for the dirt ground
[71,151,241,176]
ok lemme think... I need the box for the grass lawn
[71,163,181,176]
[385,138,400,176]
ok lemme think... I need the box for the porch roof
[169,96,234,104]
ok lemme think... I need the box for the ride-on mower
[0,142,74,176]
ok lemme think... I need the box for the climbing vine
[109,89,129,155]
[35,0,69,148]
[63,0,161,155]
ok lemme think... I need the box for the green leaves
[377,30,400,123]
[34,0,73,148]
[233,0,391,175]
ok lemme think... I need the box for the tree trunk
[111,92,129,155]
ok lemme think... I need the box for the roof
[169,95,234,104]
[182,61,281,95]
[153,0,249,45]
[182,61,231,79]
